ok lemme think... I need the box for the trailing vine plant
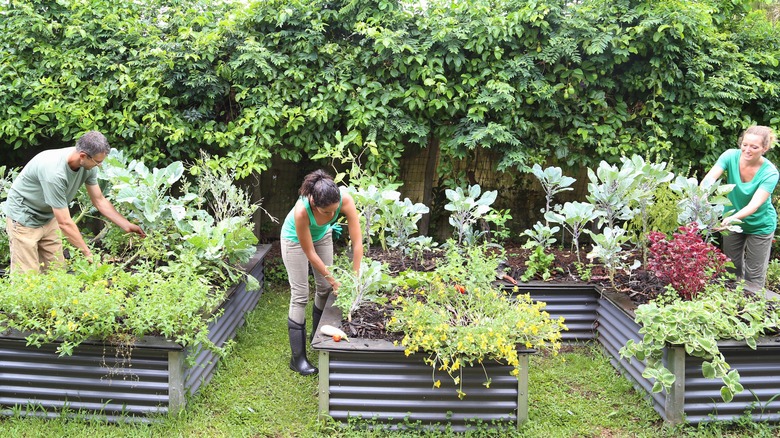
[620,282,780,403]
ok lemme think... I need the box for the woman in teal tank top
[280,170,363,375]
[703,125,779,292]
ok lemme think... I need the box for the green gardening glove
[331,223,343,239]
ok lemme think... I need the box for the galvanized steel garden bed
[596,288,780,424]
[0,244,270,421]
[507,282,599,342]
[337,281,780,426]
[518,283,780,424]
[312,294,533,432]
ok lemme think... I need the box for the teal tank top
[280,190,343,243]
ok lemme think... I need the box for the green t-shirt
[4,147,98,227]
[715,148,779,235]
[280,189,343,243]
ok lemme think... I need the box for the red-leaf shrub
[647,224,730,300]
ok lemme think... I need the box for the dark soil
[266,239,778,342]
[363,242,667,304]
[265,241,670,342]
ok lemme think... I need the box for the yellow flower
[433,380,441,388]
[72,298,79,305]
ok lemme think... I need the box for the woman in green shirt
[280,170,363,375]
[703,125,779,291]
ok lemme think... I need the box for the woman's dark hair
[299,170,340,207]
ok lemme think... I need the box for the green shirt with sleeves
[715,148,779,235]
[4,147,98,227]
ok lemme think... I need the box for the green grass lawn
[1,281,778,438]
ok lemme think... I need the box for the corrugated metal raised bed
[312,294,532,432]
[597,288,780,424]
[0,244,270,421]
[505,282,599,342]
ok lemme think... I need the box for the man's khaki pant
[6,217,64,273]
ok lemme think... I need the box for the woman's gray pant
[281,231,333,324]
[722,232,773,292]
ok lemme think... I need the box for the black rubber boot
[310,305,324,342]
[288,318,317,376]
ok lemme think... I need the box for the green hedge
[1,0,778,177]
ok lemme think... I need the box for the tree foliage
[1,0,778,177]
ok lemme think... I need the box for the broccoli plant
[332,258,390,323]
[545,201,602,264]
[586,160,640,228]
[586,226,640,289]
[444,184,498,246]
[380,197,429,268]
[351,185,399,254]
[669,176,737,241]
[530,164,576,221]
[620,155,674,265]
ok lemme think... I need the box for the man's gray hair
[75,131,110,156]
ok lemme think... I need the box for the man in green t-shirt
[4,131,145,273]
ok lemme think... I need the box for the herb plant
[520,246,558,282]
[0,165,20,268]
[388,244,565,398]
[0,257,225,358]
[766,259,780,290]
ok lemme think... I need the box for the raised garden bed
[0,244,270,421]
[312,294,534,432]
[597,288,780,424]
[507,282,599,342]
[337,277,780,426]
